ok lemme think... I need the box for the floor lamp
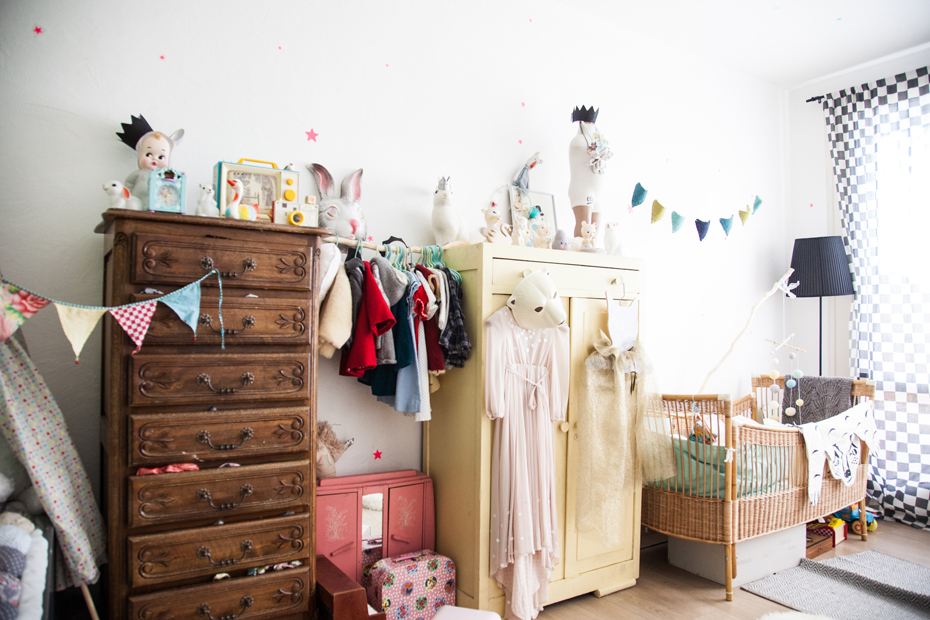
[788,236,855,376]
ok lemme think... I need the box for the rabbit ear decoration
[169,128,184,146]
[340,169,363,203]
[308,164,337,199]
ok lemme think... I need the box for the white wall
[786,45,930,377]
[0,0,788,497]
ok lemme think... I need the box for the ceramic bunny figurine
[431,176,464,246]
[603,221,622,255]
[103,181,143,211]
[308,164,368,241]
[195,184,218,217]
[512,212,531,247]
[580,220,597,250]
[481,203,511,244]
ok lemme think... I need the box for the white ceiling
[567,0,930,90]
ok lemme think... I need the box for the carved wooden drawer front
[129,566,309,620]
[131,354,310,406]
[132,233,311,290]
[128,460,309,528]
[128,514,308,588]
[129,408,309,466]
[140,295,311,346]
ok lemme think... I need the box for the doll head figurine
[116,114,184,172]
[507,269,566,329]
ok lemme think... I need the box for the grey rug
[742,551,930,620]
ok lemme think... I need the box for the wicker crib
[642,379,875,600]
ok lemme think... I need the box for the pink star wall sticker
[33,26,42,34]
[373,450,383,459]
[306,129,319,142]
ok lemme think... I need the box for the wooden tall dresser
[100,210,324,619]
[423,243,645,616]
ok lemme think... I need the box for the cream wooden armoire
[423,243,644,615]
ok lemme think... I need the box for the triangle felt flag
[671,211,685,233]
[631,183,648,207]
[55,304,107,363]
[753,195,763,213]
[651,200,667,224]
[695,218,711,241]
[160,280,202,337]
[720,215,734,237]
[1,282,51,341]
[739,206,751,226]
[109,302,158,355]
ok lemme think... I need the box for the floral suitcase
[367,549,456,619]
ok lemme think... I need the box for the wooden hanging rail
[322,236,469,255]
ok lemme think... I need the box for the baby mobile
[627,182,763,241]
[763,278,807,421]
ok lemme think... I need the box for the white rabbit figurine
[308,164,368,241]
[103,181,143,211]
[195,183,218,217]
[431,176,464,246]
[532,219,553,249]
[603,221,622,255]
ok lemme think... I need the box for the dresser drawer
[131,354,311,406]
[128,514,309,587]
[129,460,309,528]
[129,407,309,466]
[491,258,641,298]
[129,566,310,620]
[132,233,312,290]
[141,294,312,346]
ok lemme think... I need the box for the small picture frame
[509,186,558,232]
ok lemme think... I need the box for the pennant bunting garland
[55,305,107,363]
[0,283,51,341]
[695,219,710,241]
[0,270,223,363]
[720,215,734,237]
[651,200,666,223]
[109,303,158,355]
[630,181,763,242]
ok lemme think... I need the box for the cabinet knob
[559,422,570,433]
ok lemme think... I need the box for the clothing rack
[322,236,469,256]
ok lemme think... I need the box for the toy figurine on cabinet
[116,114,184,210]
[431,176,465,246]
[568,106,612,237]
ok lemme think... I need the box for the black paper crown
[116,114,153,150]
[571,106,599,123]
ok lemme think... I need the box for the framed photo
[509,185,557,232]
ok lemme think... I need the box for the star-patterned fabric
[0,338,106,589]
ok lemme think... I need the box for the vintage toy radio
[146,168,187,214]
[213,159,299,222]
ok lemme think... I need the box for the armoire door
[563,297,638,577]
[317,491,360,581]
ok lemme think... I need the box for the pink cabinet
[317,470,435,583]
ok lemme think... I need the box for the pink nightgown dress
[484,306,570,620]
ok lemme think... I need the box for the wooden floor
[538,519,930,620]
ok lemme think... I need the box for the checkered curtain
[822,66,930,530]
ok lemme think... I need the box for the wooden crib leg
[724,543,734,601]
[859,498,869,542]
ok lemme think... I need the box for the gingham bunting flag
[109,302,158,355]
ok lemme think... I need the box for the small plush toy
[116,114,184,209]
[507,269,566,329]
[431,176,464,246]
[103,181,143,211]
[481,203,511,244]
[195,183,218,217]
[603,221,621,255]
[552,229,571,250]
[308,163,368,241]
[317,420,354,479]
[580,220,598,250]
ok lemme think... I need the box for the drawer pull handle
[197,428,254,451]
[196,539,253,567]
[198,595,253,620]
[197,372,254,394]
[201,256,257,278]
[391,534,412,544]
[328,540,355,557]
[197,484,254,510]
[199,313,256,335]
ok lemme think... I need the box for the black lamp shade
[788,236,855,298]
